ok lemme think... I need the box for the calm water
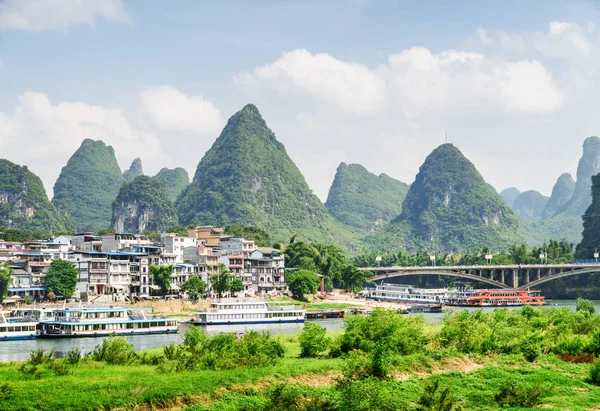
[0,300,593,362]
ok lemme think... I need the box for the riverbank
[1,305,600,410]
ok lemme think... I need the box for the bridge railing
[572,259,600,265]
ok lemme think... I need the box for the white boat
[38,307,178,338]
[0,311,38,340]
[366,283,448,304]
[192,299,304,325]
[10,308,56,323]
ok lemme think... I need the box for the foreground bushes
[159,326,285,372]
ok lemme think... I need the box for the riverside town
[4,1,600,410]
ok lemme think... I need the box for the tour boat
[192,299,304,325]
[10,308,56,324]
[365,283,448,304]
[0,311,38,340]
[38,307,178,338]
[445,289,545,307]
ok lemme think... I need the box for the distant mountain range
[1,104,599,254]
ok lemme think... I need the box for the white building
[245,248,286,294]
[161,233,199,263]
[101,233,151,252]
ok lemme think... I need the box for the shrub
[66,348,82,365]
[554,334,589,356]
[29,348,55,366]
[416,378,457,411]
[576,297,596,315]
[23,296,33,305]
[0,382,15,402]
[299,322,330,358]
[49,359,73,376]
[90,336,136,365]
[589,359,600,386]
[520,341,541,362]
[495,379,547,408]
[336,377,408,411]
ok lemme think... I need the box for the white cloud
[238,46,562,120]
[479,21,595,60]
[0,0,129,31]
[0,92,161,196]
[236,49,386,114]
[139,86,225,135]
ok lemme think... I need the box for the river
[0,299,595,362]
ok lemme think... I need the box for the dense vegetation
[153,167,190,202]
[576,173,600,260]
[112,176,178,233]
[325,162,409,231]
[3,306,600,410]
[53,139,124,232]
[511,190,548,221]
[224,224,271,247]
[122,158,144,182]
[176,104,359,247]
[0,159,72,234]
[284,240,369,292]
[542,172,575,219]
[368,144,521,253]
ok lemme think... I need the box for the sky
[1,0,600,201]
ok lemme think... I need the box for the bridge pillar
[535,269,540,281]
[524,270,530,285]
[513,270,519,288]
[500,270,505,284]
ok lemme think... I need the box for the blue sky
[1,0,600,200]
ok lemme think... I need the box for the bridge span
[358,263,600,289]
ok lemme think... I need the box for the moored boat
[0,312,38,340]
[365,283,448,304]
[193,299,304,325]
[444,289,545,307]
[38,307,178,338]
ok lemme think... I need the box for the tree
[0,262,12,303]
[341,265,370,293]
[210,264,232,298]
[576,297,596,315]
[150,265,174,297]
[230,277,244,297]
[180,276,207,300]
[224,225,271,247]
[286,270,319,302]
[46,259,79,299]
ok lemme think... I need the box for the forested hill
[175,104,359,247]
[325,163,409,231]
[366,143,521,253]
[53,139,124,233]
[123,158,144,182]
[154,167,190,202]
[112,176,177,233]
[0,159,73,234]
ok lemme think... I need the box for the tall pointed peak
[123,157,144,182]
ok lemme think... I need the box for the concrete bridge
[358,263,600,290]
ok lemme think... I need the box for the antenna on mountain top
[445,132,448,144]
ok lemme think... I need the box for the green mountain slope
[0,160,73,234]
[176,104,359,248]
[522,137,600,245]
[154,168,190,202]
[123,158,144,182]
[112,176,177,233]
[500,187,521,207]
[512,190,548,221]
[53,139,124,233]
[575,173,600,258]
[367,144,521,253]
[325,163,409,231]
[541,173,575,220]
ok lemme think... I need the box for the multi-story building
[187,227,223,248]
[245,248,286,294]
[183,245,220,276]
[101,233,151,252]
[172,263,207,289]
[71,232,102,252]
[161,233,199,263]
